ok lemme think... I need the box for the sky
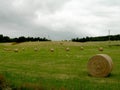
[0,0,120,40]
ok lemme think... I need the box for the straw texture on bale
[87,54,113,77]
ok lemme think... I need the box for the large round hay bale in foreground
[87,54,113,77]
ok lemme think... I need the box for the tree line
[0,34,50,43]
[72,34,120,42]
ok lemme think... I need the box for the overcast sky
[0,0,120,40]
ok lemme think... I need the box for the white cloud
[0,0,120,40]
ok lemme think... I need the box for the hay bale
[50,48,54,52]
[66,47,70,51]
[34,48,38,51]
[60,42,63,45]
[99,47,103,51]
[80,47,84,50]
[4,48,11,51]
[87,54,113,77]
[14,49,19,52]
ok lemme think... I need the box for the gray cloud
[0,0,120,40]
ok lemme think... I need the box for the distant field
[0,41,120,90]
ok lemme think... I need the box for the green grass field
[0,41,120,90]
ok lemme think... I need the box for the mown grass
[0,41,120,90]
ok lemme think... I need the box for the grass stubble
[0,41,120,90]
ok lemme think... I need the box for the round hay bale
[87,54,113,77]
[4,48,11,51]
[80,47,84,50]
[34,48,38,51]
[50,48,54,52]
[99,47,103,51]
[14,49,19,52]
[66,47,70,51]
[60,42,63,45]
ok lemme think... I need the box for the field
[0,41,120,90]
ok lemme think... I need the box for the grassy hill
[0,41,120,90]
